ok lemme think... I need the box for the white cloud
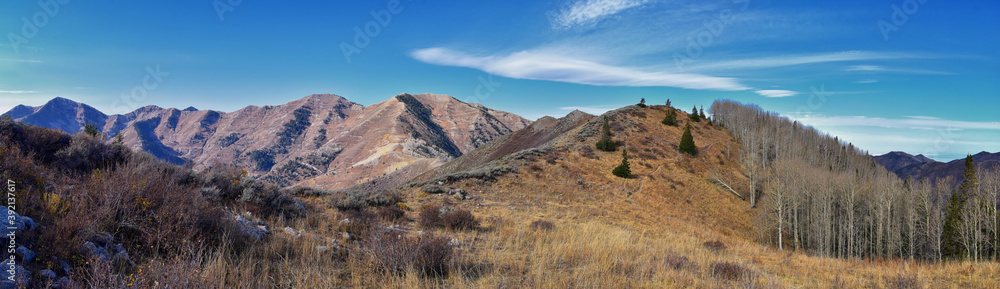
[0,90,37,94]
[788,115,1000,131]
[0,58,42,63]
[854,79,878,84]
[905,116,941,120]
[755,90,798,98]
[685,51,931,72]
[551,0,650,30]
[846,65,885,71]
[411,47,750,91]
[846,64,953,75]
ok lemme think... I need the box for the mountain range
[2,94,531,190]
[874,151,1000,182]
[9,95,998,191]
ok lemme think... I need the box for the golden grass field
[179,105,999,288]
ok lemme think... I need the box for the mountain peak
[45,96,80,108]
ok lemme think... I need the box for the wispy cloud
[846,65,953,75]
[789,115,1000,131]
[551,0,650,30]
[755,90,798,98]
[0,90,38,94]
[854,79,878,84]
[411,47,750,91]
[685,51,932,72]
[0,58,42,63]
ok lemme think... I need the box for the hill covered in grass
[2,99,997,288]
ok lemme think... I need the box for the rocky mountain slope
[875,151,1000,182]
[3,94,531,190]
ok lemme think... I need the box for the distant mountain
[874,151,1000,182]
[873,151,935,173]
[4,97,109,135]
[3,94,531,190]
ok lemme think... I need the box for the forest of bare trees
[711,100,1000,261]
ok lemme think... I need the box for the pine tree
[943,155,976,259]
[679,123,697,156]
[596,116,616,151]
[661,108,677,126]
[613,149,631,178]
[665,99,672,108]
[699,105,706,120]
[637,98,647,108]
[689,106,700,122]
[83,120,101,138]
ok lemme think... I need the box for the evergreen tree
[83,120,101,138]
[943,155,976,258]
[612,149,631,178]
[665,99,672,108]
[596,116,616,151]
[689,106,700,122]
[679,123,697,156]
[699,105,706,120]
[113,133,125,145]
[637,98,647,108]
[661,108,677,126]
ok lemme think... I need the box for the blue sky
[1,0,997,160]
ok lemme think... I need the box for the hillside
[2,100,996,288]
[3,94,531,190]
[385,102,999,288]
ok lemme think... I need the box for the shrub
[276,107,312,150]
[376,205,406,222]
[421,184,448,194]
[217,133,241,148]
[313,128,327,148]
[359,230,454,277]
[440,209,478,230]
[530,220,554,231]
[262,193,307,219]
[419,205,479,230]
[891,273,921,289]
[246,149,275,171]
[710,262,749,281]
[411,233,453,277]
[339,209,381,241]
[703,240,727,252]
[636,98,646,108]
[663,253,690,270]
[329,190,402,211]
[55,134,130,173]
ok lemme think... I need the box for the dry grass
[4,109,1000,288]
